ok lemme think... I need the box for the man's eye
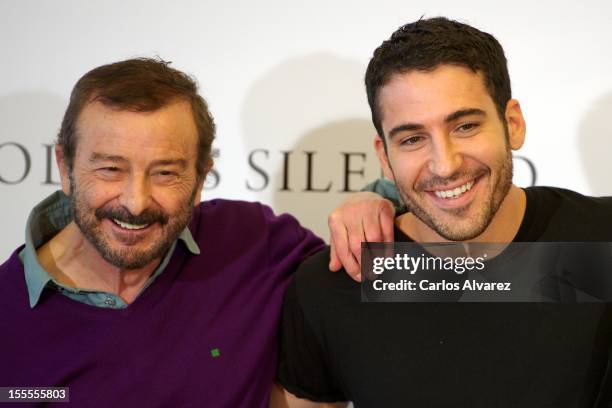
[401,135,424,146]
[456,122,479,132]
[155,171,179,181]
[96,167,122,179]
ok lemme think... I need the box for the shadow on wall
[578,92,612,196]
[274,119,381,241]
[0,92,66,188]
[0,92,66,259]
[240,53,382,242]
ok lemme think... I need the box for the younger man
[276,17,612,407]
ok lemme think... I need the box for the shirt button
[104,297,116,306]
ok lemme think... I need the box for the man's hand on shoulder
[269,384,348,408]
[327,191,395,282]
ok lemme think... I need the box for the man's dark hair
[365,17,511,139]
[57,57,215,180]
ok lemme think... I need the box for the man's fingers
[362,212,383,243]
[345,222,364,281]
[379,201,396,242]
[326,192,397,282]
[343,255,361,281]
[329,229,361,282]
[343,222,362,280]
[328,213,359,277]
[333,215,361,279]
[339,236,361,280]
[329,235,341,272]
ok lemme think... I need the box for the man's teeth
[113,219,149,230]
[434,180,475,199]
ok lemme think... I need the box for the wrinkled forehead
[74,99,199,164]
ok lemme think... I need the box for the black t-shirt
[277,187,612,407]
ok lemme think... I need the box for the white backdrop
[1,0,612,259]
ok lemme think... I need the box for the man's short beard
[69,174,198,269]
[394,147,514,242]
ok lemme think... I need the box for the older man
[0,58,395,406]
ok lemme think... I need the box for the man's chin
[99,247,165,270]
[409,202,490,241]
[432,222,488,241]
[87,234,171,270]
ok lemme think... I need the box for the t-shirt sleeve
[277,275,347,402]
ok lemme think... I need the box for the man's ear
[505,99,526,150]
[193,158,213,206]
[374,136,395,181]
[55,145,72,196]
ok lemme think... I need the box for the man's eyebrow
[88,155,188,169]
[388,123,426,140]
[387,109,487,140]
[89,153,128,164]
[444,108,486,123]
[149,159,188,169]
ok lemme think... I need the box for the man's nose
[428,136,463,178]
[119,176,151,216]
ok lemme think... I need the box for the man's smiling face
[60,99,202,269]
[375,65,523,241]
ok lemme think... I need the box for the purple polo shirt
[0,198,324,407]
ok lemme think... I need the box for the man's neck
[36,222,161,304]
[397,185,527,243]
